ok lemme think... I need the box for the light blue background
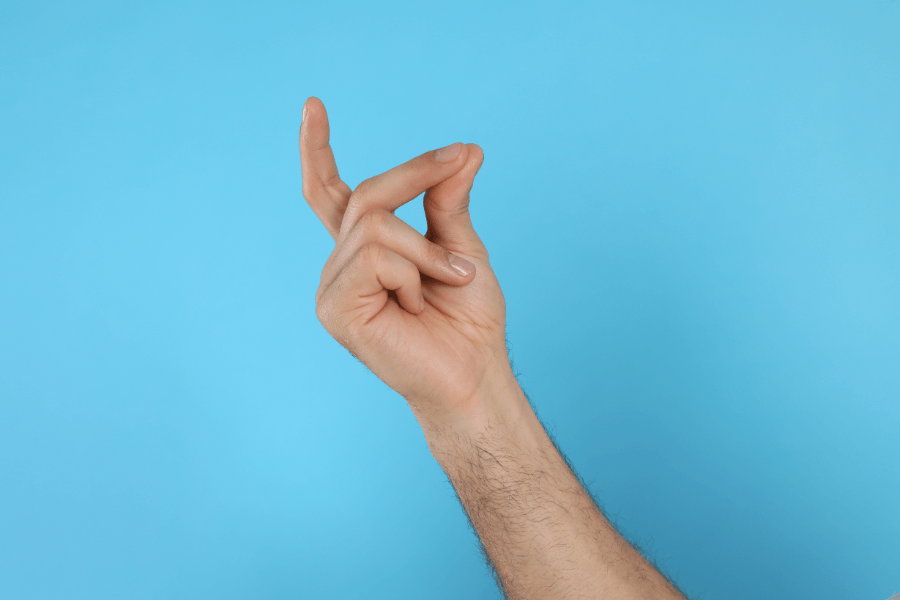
[1,1,898,598]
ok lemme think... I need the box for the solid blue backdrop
[1,1,898,599]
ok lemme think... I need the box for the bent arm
[415,371,687,600]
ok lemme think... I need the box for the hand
[300,98,515,425]
[301,99,688,600]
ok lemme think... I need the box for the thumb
[423,143,487,260]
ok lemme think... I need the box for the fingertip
[434,142,466,164]
[402,293,426,315]
[301,97,332,152]
[306,96,325,111]
[465,143,484,169]
[302,98,328,127]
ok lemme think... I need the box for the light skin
[300,96,688,600]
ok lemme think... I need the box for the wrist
[411,366,546,459]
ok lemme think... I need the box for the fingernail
[434,142,462,163]
[302,102,308,124]
[449,254,475,277]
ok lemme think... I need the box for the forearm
[414,371,685,600]
[299,98,684,598]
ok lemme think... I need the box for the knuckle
[314,293,331,328]
[351,177,374,202]
[322,172,344,190]
[344,180,374,224]
[358,208,392,232]
[301,180,317,202]
[358,241,384,266]
[315,289,347,342]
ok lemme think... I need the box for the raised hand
[299,98,515,427]
[300,97,689,600]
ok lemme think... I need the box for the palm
[355,254,507,408]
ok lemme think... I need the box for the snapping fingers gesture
[300,98,514,424]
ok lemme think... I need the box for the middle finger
[338,142,470,240]
[322,209,476,292]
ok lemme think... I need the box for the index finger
[300,97,351,240]
[339,142,470,240]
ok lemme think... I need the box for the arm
[425,378,685,599]
[299,97,687,600]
